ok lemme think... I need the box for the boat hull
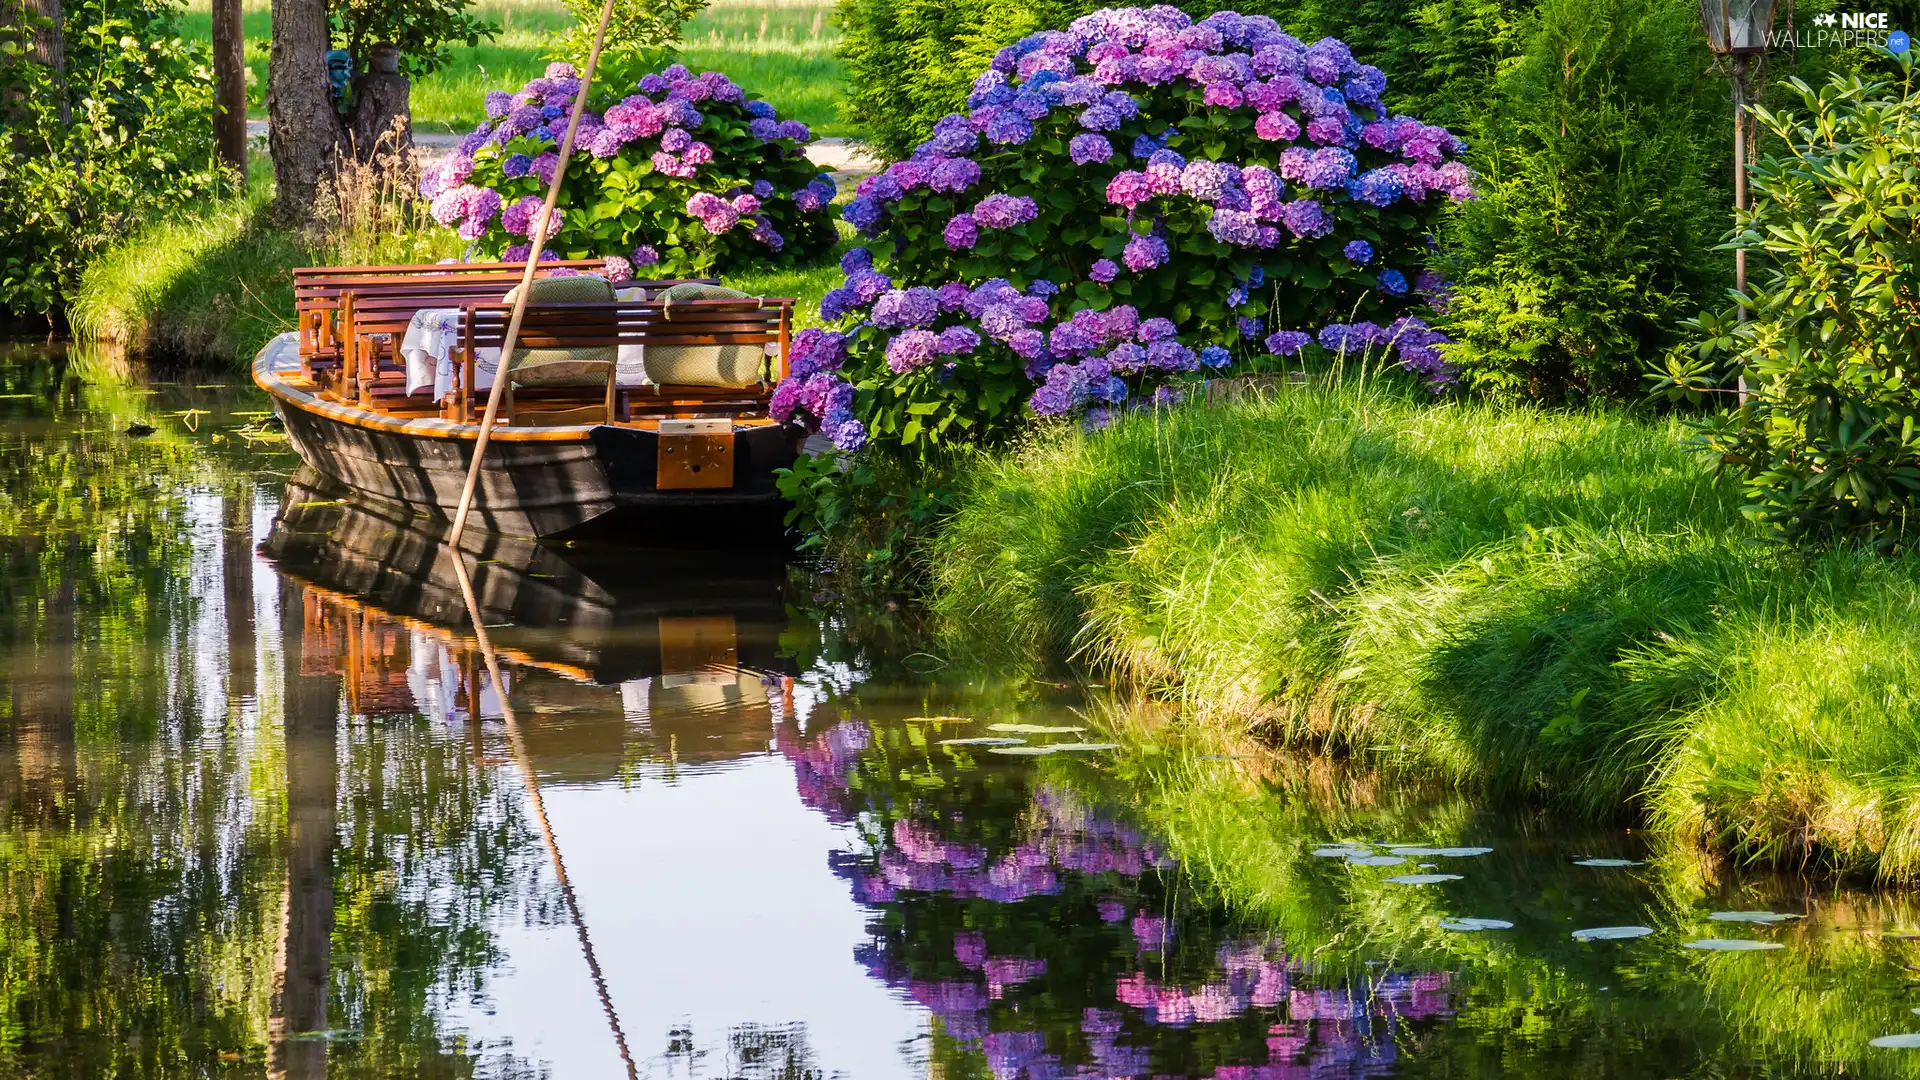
[254,333,798,539]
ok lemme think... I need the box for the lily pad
[1573,858,1643,868]
[1572,925,1654,942]
[1386,846,1446,856]
[940,737,1028,747]
[1311,846,1375,858]
[906,716,972,724]
[1709,911,1802,924]
[1870,1034,1920,1049]
[1046,742,1121,752]
[988,723,1087,734]
[989,745,1060,756]
[1391,845,1496,858]
[1387,873,1463,885]
[1682,939,1786,951]
[1439,917,1514,931]
[1348,855,1408,867]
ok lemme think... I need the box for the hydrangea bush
[772,5,1469,452]
[418,62,838,274]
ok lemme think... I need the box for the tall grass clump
[928,382,1920,879]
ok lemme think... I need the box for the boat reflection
[261,479,801,780]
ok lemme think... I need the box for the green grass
[176,0,852,137]
[68,166,464,366]
[927,379,1920,881]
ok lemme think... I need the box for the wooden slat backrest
[449,299,795,421]
[337,279,727,393]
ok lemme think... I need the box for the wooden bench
[339,277,721,410]
[292,260,603,382]
[449,298,796,425]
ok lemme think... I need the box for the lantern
[1699,0,1778,54]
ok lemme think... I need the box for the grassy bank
[927,380,1920,880]
[177,0,852,137]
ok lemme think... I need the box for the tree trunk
[267,580,338,1080]
[211,0,248,178]
[30,0,67,126]
[223,488,256,704]
[266,0,339,225]
[13,558,76,825]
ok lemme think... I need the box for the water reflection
[8,345,1920,1077]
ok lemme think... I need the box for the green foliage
[0,0,221,319]
[1438,0,1727,402]
[1677,61,1920,550]
[775,447,966,583]
[925,382,1920,879]
[330,0,499,80]
[555,0,707,70]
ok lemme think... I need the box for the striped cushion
[647,282,766,387]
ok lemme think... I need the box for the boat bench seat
[291,260,607,384]
[447,298,796,425]
[335,275,721,407]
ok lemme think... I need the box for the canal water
[7,340,1920,1078]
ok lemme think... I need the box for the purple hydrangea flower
[1343,239,1374,263]
[1122,234,1169,271]
[1199,344,1232,368]
[975,194,1038,229]
[929,157,983,194]
[843,195,885,233]
[944,213,980,249]
[1266,329,1311,356]
[1089,259,1120,283]
[938,326,982,354]
[1378,268,1409,295]
[1070,134,1114,165]
[872,286,941,328]
[887,329,941,372]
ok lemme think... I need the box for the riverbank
[927,380,1920,881]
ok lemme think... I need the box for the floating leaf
[1311,846,1374,858]
[1573,858,1643,868]
[1709,911,1802,924]
[1683,939,1785,951]
[1439,917,1514,931]
[1387,846,1446,856]
[1348,855,1407,867]
[1572,925,1653,941]
[1870,1034,1920,1049]
[906,716,972,724]
[988,723,1087,734]
[1046,742,1120,752]
[1387,874,1462,885]
[1391,846,1494,857]
[940,737,1027,747]
[989,745,1060,756]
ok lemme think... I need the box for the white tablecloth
[400,287,651,399]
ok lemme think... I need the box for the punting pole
[448,550,641,1079]
[447,0,619,548]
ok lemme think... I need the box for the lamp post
[1699,0,1778,323]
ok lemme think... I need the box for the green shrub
[1677,60,1920,549]
[1436,0,1728,402]
[0,0,221,319]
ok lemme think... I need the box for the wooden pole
[447,0,618,547]
[447,549,640,1079]
[212,0,247,178]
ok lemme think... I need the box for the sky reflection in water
[9,346,1920,1078]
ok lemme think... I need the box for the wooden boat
[254,262,804,539]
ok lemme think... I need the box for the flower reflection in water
[780,715,1454,1078]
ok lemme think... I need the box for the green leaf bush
[420,62,837,276]
[1688,60,1920,549]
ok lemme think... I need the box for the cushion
[502,274,617,387]
[656,282,753,303]
[647,282,766,387]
